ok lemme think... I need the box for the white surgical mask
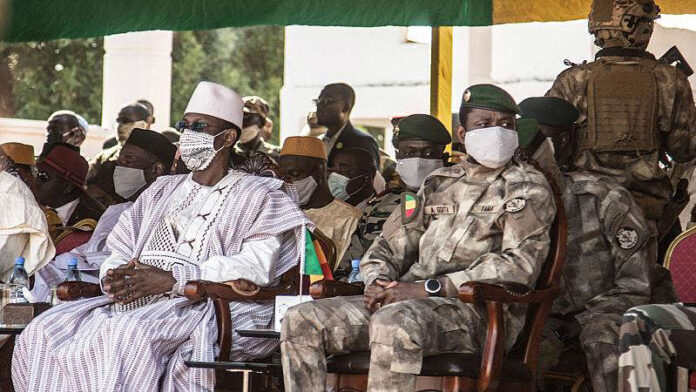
[239,124,261,144]
[464,126,519,169]
[293,175,318,206]
[328,172,352,201]
[396,158,443,190]
[179,129,228,171]
[113,165,148,199]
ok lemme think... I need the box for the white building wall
[102,30,173,131]
[281,20,696,150]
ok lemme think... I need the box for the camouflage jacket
[546,54,696,221]
[342,189,403,266]
[235,140,281,163]
[553,171,652,325]
[361,159,556,290]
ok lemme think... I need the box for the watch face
[425,279,441,294]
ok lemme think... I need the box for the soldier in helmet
[546,0,696,261]
[235,96,281,163]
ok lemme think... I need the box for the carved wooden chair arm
[458,281,559,304]
[309,279,365,299]
[183,280,295,302]
[56,281,103,301]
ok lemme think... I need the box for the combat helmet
[588,0,660,49]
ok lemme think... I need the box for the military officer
[341,114,451,264]
[546,0,696,258]
[519,96,654,392]
[234,96,281,163]
[280,84,556,392]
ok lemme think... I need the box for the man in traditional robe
[12,81,311,392]
[0,147,54,282]
[31,129,177,302]
[279,136,361,264]
[88,102,151,180]
[36,143,104,227]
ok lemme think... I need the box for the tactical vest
[582,58,659,153]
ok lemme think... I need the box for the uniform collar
[595,47,656,60]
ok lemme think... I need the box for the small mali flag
[303,229,334,282]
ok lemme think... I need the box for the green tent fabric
[1,0,492,42]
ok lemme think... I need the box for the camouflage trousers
[280,295,486,392]
[537,314,622,392]
[618,304,696,392]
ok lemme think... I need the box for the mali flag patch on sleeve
[401,191,420,224]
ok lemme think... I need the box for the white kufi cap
[184,81,243,129]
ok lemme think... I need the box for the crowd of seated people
[1,1,696,390]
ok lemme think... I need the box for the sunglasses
[175,120,210,132]
[312,97,340,106]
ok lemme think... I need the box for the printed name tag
[472,205,498,213]
[425,205,455,215]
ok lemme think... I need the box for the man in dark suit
[37,143,104,227]
[315,83,380,168]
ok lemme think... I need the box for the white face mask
[239,124,261,144]
[293,175,318,206]
[396,158,443,190]
[328,172,352,201]
[179,129,228,171]
[464,126,519,169]
[113,165,148,199]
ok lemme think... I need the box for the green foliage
[171,26,284,145]
[0,38,104,123]
[0,26,285,144]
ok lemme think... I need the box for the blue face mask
[328,172,367,201]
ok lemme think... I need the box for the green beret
[459,84,521,115]
[519,97,579,127]
[392,114,452,149]
[516,118,540,149]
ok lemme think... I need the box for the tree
[0,38,104,123]
[171,26,284,145]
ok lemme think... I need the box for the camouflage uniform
[618,304,696,392]
[340,189,403,273]
[235,140,281,163]
[537,171,653,392]
[546,52,696,230]
[281,159,556,392]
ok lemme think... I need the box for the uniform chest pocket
[436,217,476,263]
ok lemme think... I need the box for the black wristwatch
[424,279,442,297]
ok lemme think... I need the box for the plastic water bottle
[9,257,29,303]
[63,258,82,282]
[347,259,363,283]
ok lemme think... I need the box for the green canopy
[1,0,492,42]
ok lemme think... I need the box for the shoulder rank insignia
[616,227,639,250]
[401,191,420,224]
[504,197,526,213]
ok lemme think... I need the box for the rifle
[659,46,694,77]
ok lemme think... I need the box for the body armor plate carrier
[583,58,659,153]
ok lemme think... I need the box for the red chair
[664,225,696,304]
[53,218,98,255]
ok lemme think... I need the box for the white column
[102,31,173,130]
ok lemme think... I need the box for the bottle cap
[351,259,361,268]
[68,258,79,267]
[15,257,25,265]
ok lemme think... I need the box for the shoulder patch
[615,227,639,250]
[401,191,420,225]
[504,197,526,213]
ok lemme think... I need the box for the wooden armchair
[312,172,567,392]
